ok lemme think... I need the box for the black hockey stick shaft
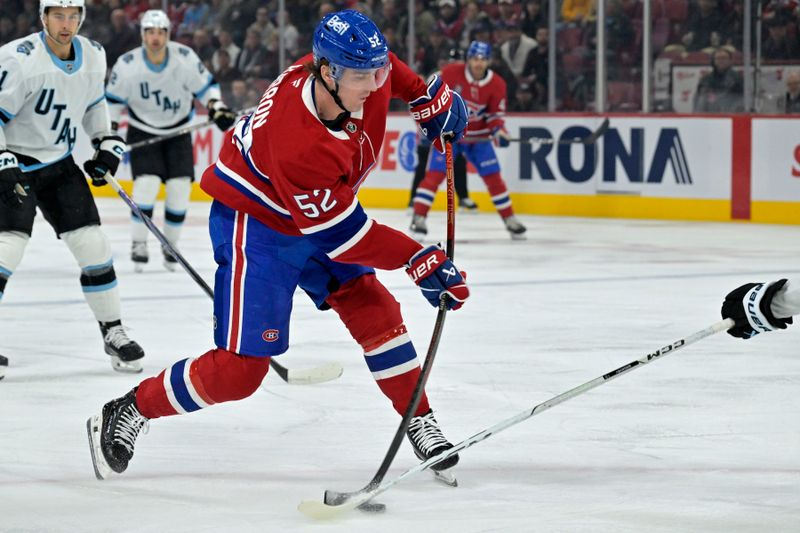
[125,105,257,151]
[348,142,457,495]
[103,173,294,382]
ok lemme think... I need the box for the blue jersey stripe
[170,359,202,412]
[364,342,416,373]
[305,204,369,255]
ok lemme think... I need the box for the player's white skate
[87,388,149,480]
[459,197,479,213]
[406,409,459,487]
[503,215,527,240]
[0,354,7,381]
[131,241,148,273]
[409,214,428,243]
[162,245,179,272]
[101,322,144,373]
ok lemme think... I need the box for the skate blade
[509,233,527,241]
[163,261,178,272]
[409,232,427,243]
[431,468,458,487]
[109,356,143,374]
[133,262,146,273]
[86,416,111,480]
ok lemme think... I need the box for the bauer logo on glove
[406,245,469,310]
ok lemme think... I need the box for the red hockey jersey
[200,53,427,271]
[440,62,507,140]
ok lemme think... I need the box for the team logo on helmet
[326,14,350,35]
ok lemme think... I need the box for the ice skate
[406,409,459,486]
[409,214,428,242]
[86,388,149,480]
[459,197,479,213]
[131,241,148,273]
[101,322,144,373]
[503,215,527,240]
[162,245,179,272]
[0,354,7,381]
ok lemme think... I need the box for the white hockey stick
[298,318,734,519]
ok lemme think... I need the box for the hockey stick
[300,143,459,515]
[299,318,734,518]
[125,105,257,151]
[102,173,343,385]
[460,117,610,146]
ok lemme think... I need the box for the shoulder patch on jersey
[16,40,35,56]
[88,39,104,52]
[178,46,191,57]
[122,53,134,64]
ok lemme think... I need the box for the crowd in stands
[2,0,800,113]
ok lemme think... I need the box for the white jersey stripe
[300,196,359,234]
[328,219,374,259]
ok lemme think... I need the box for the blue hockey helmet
[467,40,492,60]
[313,10,390,84]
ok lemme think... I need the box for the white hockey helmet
[40,0,86,29]
[140,9,171,36]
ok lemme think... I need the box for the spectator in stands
[417,31,455,76]
[212,49,241,93]
[682,0,725,52]
[498,0,522,23]
[0,16,15,43]
[275,9,300,60]
[374,0,400,32]
[236,28,270,79]
[192,28,216,64]
[228,79,249,111]
[500,19,537,78]
[491,46,519,103]
[104,9,140,69]
[458,2,486,48]
[561,0,595,25]
[521,0,546,39]
[763,15,800,60]
[212,30,240,72]
[248,6,276,50]
[694,47,744,112]
[785,71,800,112]
[521,27,549,107]
[509,82,538,111]
[436,0,464,41]
[219,0,258,46]
[177,0,209,39]
[399,0,437,44]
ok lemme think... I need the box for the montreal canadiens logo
[262,329,280,342]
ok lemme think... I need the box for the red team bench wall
[84,112,800,225]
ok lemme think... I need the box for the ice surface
[1,199,798,532]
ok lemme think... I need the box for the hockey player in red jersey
[411,41,527,240]
[87,10,470,482]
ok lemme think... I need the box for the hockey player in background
[106,9,237,272]
[411,40,527,240]
[721,278,798,338]
[0,0,144,376]
[88,10,470,483]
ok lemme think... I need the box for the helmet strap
[316,74,351,129]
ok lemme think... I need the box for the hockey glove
[409,75,469,153]
[491,126,511,148]
[721,279,793,339]
[0,151,28,208]
[406,245,469,310]
[83,135,126,186]
[208,100,237,131]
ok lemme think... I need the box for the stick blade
[583,117,610,144]
[287,362,344,385]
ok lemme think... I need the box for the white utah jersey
[0,32,110,171]
[106,42,221,135]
